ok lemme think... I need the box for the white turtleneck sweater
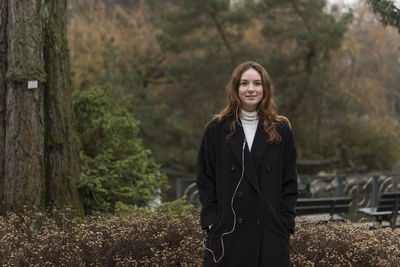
[240,109,259,151]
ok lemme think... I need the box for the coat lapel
[224,119,245,170]
[225,118,261,195]
[251,120,269,168]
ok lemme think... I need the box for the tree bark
[2,0,46,211]
[0,0,8,204]
[0,0,82,214]
[43,1,82,212]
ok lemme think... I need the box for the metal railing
[299,173,400,213]
[176,173,400,214]
[176,178,198,202]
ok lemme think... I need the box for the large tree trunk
[0,0,82,214]
[0,0,8,201]
[43,1,82,212]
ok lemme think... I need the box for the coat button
[238,218,243,224]
[266,165,271,172]
[256,219,262,225]
[230,164,236,171]
[256,193,260,199]
[237,192,244,198]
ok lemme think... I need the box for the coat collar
[224,117,269,169]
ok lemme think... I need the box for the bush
[73,87,167,214]
[291,221,400,266]
[0,207,399,266]
[0,206,203,266]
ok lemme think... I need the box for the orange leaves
[334,1,400,118]
[68,0,160,89]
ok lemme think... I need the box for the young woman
[196,62,298,267]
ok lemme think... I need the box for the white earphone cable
[203,139,246,264]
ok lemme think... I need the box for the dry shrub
[0,207,203,267]
[76,209,203,266]
[291,221,400,266]
[0,209,82,267]
[1,207,400,266]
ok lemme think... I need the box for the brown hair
[215,61,289,143]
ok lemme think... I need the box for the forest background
[67,0,400,211]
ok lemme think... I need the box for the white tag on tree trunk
[27,80,38,89]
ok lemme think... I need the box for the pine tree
[147,0,254,171]
[366,0,400,31]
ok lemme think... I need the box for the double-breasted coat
[196,116,298,267]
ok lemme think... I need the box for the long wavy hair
[215,61,289,143]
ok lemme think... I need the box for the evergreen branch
[366,0,400,31]
[290,0,311,31]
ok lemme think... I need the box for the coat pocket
[204,214,224,262]
[278,216,290,237]
[208,212,222,234]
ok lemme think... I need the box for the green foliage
[73,87,167,214]
[339,118,400,171]
[157,197,194,217]
[367,0,400,32]
[154,0,254,71]
[257,0,357,170]
[295,115,400,172]
[143,0,256,171]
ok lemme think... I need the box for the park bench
[358,192,400,229]
[296,197,352,221]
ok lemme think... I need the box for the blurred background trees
[67,0,400,203]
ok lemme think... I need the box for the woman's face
[238,68,263,112]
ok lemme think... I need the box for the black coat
[196,116,298,267]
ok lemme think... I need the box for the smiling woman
[238,68,263,112]
[196,62,299,267]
